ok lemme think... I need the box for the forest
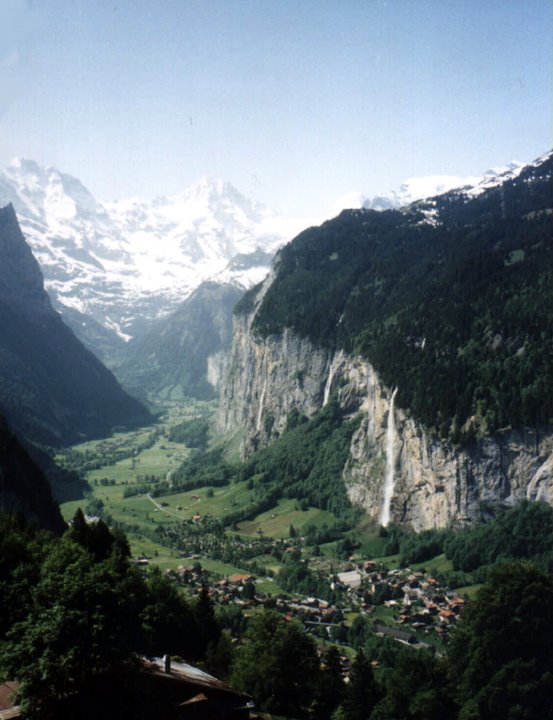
[1,509,552,720]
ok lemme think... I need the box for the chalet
[228,574,255,585]
[373,623,417,645]
[403,590,419,606]
[142,657,254,719]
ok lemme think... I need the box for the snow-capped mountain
[0,160,308,353]
[0,155,530,366]
[329,162,523,215]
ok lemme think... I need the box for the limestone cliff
[218,282,553,530]
[218,152,553,530]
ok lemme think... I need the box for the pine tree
[342,649,377,720]
[195,584,220,655]
[310,645,345,720]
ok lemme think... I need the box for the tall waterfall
[256,376,268,432]
[323,351,342,406]
[380,387,398,527]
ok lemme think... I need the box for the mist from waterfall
[380,387,398,527]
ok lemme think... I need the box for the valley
[1,147,553,719]
[1,3,551,716]
[54,399,481,657]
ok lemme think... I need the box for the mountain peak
[0,202,49,315]
[8,157,41,171]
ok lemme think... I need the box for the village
[139,538,466,652]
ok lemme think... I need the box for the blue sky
[0,0,551,215]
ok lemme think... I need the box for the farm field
[58,406,342,585]
[57,403,466,602]
[152,481,253,521]
[411,552,453,574]
[236,498,337,539]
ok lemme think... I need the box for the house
[30,659,253,719]
[229,574,255,585]
[142,657,254,719]
[373,623,417,645]
[337,570,363,590]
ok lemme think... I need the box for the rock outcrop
[218,285,553,530]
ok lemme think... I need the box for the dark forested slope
[0,204,151,446]
[0,416,63,531]
[118,281,244,401]
[244,151,553,440]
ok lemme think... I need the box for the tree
[341,649,377,720]
[205,630,235,680]
[448,561,553,720]
[231,610,319,718]
[195,584,221,654]
[0,513,50,635]
[0,536,144,718]
[311,645,344,720]
[68,510,127,562]
[140,567,199,658]
[369,647,453,720]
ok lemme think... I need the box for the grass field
[455,583,482,599]
[59,408,341,583]
[237,498,337,539]
[58,406,457,600]
[86,438,190,485]
[411,553,453,574]
[153,481,253,520]
[372,553,401,569]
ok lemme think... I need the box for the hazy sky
[0,0,551,215]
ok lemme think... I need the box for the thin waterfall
[256,376,268,432]
[323,351,342,406]
[380,387,398,527]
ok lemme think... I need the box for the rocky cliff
[218,275,553,532]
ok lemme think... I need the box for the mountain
[0,204,151,446]
[118,281,244,402]
[0,160,308,359]
[218,150,553,529]
[330,162,523,214]
[0,416,64,531]
[0,158,522,361]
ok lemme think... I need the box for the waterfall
[256,376,268,432]
[380,387,398,527]
[323,351,342,406]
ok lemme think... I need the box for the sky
[0,0,551,216]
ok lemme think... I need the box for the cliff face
[218,292,553,530]
[218,153,553,529]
